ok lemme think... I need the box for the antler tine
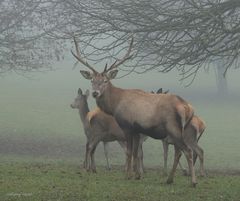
[105,60,117,73]
[71,36,97,74]
[103,63,108,72]
[105,37,134,73]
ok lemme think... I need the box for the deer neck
[96,82,122,116]
[78,100,90,123]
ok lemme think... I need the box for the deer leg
[183,146,197,187]
[178,160,188,176]
[125,133,133,179]
[86,137,99,173]
[162,140,169,175]
[166,145,182,184]
[89,136,102,173]
[90,143,98,173]
[118,141,128,171]
[133,133,141,179]
[83,141,89,169]
[192,144,205,177]
[103,142,111,170]
[138,141,145,174]
[193,150,198,165]
[86,142,92,172]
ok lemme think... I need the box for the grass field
[0,163,240,201]
[0,68,240,200]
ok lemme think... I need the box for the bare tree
[2,0,240,87]
[0,0,66,75]
[55,0,240,86]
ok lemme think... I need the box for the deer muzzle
[92,91,100,98]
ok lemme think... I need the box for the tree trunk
[215,60,228,96]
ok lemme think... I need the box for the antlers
[71,36,97,74]
[103,37,134,73]
[71,36,134,74]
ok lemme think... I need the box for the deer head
[70,88,90,109]
[71,36,133,98]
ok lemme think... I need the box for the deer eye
[104,79,108,83]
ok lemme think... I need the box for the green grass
[0,163,239,201]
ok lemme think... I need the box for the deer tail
[182,104,194,140]
[197,120,206,142]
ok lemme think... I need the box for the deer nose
[92,91,99,98]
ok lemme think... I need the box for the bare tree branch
[53,0,240,83]
[1,0,240,84]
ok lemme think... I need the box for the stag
[71,37,199,187]
[70,88,147,173]
[154,89,206,176]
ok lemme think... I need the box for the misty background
[1,58,239,170]
[0,0,240,171]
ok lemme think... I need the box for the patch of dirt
[1,136,240,177]
[0,135,86,158]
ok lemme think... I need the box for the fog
[0,58,240,169]
[1,58,239,103]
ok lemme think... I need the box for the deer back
[87,107,126,141]
[100,87,194,133]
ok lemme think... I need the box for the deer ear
[78,88,83,95]
[85,89,90,97]
[157,88,163,94]
[107,70,118,80]
[164,90,169,94]
[80,70,92,80]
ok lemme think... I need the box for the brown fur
[71,89,126,172]
[87,107,101,124]
[73,40,198,185]
[71,88,146,172]
[155,89,205,176]
[83,74,197,186]
[162,115,206,176]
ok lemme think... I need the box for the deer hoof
[166,178,173,184]
[135,173,141,180]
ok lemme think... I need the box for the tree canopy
[0,0,65,75]
[1,0,240,83]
